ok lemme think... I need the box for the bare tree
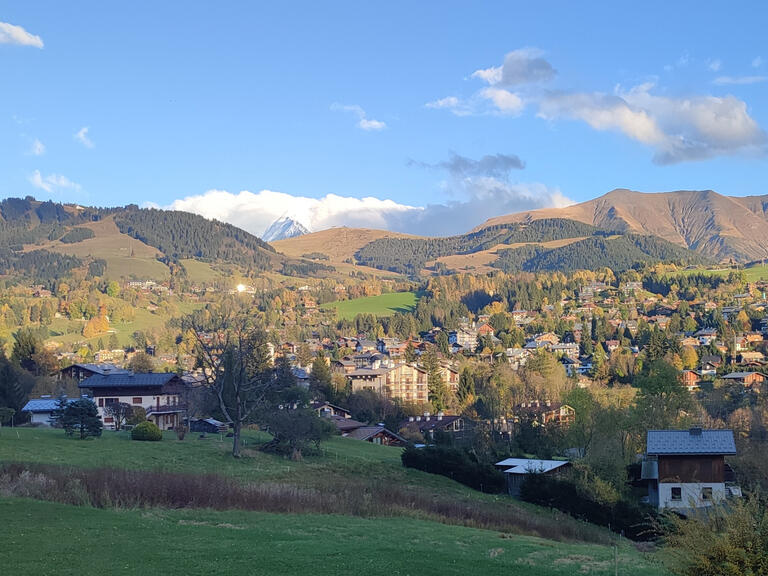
[103,402,133,431]
[184,306,273,458]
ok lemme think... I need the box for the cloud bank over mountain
[165,183,570,238]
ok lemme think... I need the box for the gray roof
[722,372,764,379]
[22,397,79,413]
[646,429,736,455]
[65,363,130,375]
[79,372,180,389]
[346,426,405,442]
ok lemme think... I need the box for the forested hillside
[492,234,709,273]
[355,219,597,275]
[113,207,277,271]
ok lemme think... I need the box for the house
[642,428,738,511]
[399,413,465,439]
[721,371,765,388]
[695,328,718,346]
[57,363,129,383]
[312,401,352,419]
[550,342,580,360]
[477,323,495,337]
[79,372,186,430]
[680,370,702,391]
[514,401,575,426]
[495,458,571,497]
[345,425,405,446]
[449,329,477,349]
[21,396,78,426]
[737,351,765,364]
[700,355,722,377]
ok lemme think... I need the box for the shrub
[126,406,146,426]
[175,426,187,441]
[519,466,658,540]
[401,445,506,493]
[131,421,162,442]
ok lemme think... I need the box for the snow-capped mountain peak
[261,216,310,241]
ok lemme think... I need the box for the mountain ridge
[476,188,768,263]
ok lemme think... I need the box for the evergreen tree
[457,366,475,406]
[309,352,333,400]
[422,346,449,411]
[61,399,103,439]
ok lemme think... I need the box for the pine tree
[61,399,103,439]
[422,346,449,411]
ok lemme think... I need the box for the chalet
[79,372,186,430]
[57,363,129,383]
[679,336,700,349]
[399,412,465,439]
[345,425,405,446]
[737,351,765,364]
[477,323,494,337]
[495,458,571,497]
[680,370,702,392]
[355,339,378,353]
[514,401,575,426]
[504,347,529,370]
[700,355,722,377]
[376,338,400,354]
[721,371,765,388]
[21,396,78,426]
[332,359,357,375]
[642,428,737,511]
[312,401,352,419]
[604,339,620,354]
[695,328,718,346]
[533,332,560,346]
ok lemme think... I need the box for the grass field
[0,429,667,575]
[320,291,419,319]
[0,499,666,576]
[677,264,768,282]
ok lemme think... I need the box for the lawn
[320,291,419,319]
[0,428,668,575]
[0,499,667,576]
[677,264,768,282]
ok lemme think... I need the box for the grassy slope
[320,292,419,320]
[43,217,171,280]
[0,429,667,575]
[0,499,665,576]
[677,264,768,282]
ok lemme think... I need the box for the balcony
[145,402,187,416]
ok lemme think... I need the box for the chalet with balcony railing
[79,372,186,430]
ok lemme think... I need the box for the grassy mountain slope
[479,189,768,263]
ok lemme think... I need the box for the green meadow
[320,291,419,319]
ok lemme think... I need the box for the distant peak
[262,216,310,242]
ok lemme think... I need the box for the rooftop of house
[22,396,79,413]
[78,372,181,389]
[62,363,130,375]
[345,425,404,442]
[646,428,736,456]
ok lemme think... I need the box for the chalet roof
[495,458,570,475]
[646,429,736,456]
[22,397,78,413]
[722,371,764,379]
[62,363,130,376]
[329,415,365,432]
[79,372,181,389]
[345,426,405,442]
[400,414,461,432]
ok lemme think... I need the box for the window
[103,417,114,423]
[671,487,682,501]
[132,397,142,404]
[702,487,713,501]
[98,398,104,407]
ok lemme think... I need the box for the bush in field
[131,421,162,441]
[401,445,506,493]
[126,406,146,426]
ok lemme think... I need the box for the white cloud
[753,57,763,68]
[166,178,571,238]
[29,138,45,156]
[540,83,767,163]
[0,21,43,48]
[713,75,767,85]
[29,170,81,193]
[331,103,387,131]
[479,88,525,115]
[74,126,94,148]
[425,96,474,116]
[708,59,722,72]
[471,66,502,85]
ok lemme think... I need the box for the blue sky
[1,1,766,236]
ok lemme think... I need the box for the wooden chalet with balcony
[79,372,186,430]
